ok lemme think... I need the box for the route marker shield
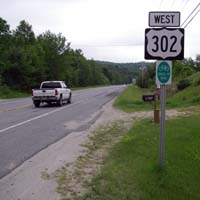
[145,28,184,60]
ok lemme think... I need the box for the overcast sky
[1,0,200,62]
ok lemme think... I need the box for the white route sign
[149,12,180,27]
[145,28,184,60]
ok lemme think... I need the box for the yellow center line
[0,104,32,113]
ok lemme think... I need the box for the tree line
[0,17,134,92]
[136,57,200,89]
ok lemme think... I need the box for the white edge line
[0,101,80,134]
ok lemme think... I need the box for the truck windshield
[41,82,61,89]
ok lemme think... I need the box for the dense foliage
[136,58,200,89]
[0,17,137,93]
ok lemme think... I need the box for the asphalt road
[0,85,125,179]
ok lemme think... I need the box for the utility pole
[140,66,146,88]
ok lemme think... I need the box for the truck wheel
[58,96,63,106]
[34,101,40,108]
[67,93,72,104]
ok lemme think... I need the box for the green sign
[156,61,171,84]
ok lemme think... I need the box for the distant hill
[95,60,154,78]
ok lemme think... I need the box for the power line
[183,7,200,28]
[181,1,200,26]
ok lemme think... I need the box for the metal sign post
[159,84,166,168]
[156,61,171,169]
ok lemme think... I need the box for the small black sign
[142,94,155,102]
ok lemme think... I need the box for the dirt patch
[55,120,131,199]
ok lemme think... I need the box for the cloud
[1,0,200,62]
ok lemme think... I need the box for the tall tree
[0,17,12,85]
[37,31,70,80]
[195,55,200,69]
[4,20,37,90]
[14,20,35,45]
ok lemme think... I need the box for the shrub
[177,79,191,90]
[191,72,200,86]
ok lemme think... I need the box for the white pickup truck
[32,81,72,107]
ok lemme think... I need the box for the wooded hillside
[0,17,142,92]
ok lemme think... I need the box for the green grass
[114,85,200,112]
[166,85,200,108]
[0,86,29,99]
[113,85,155,112]
[77,115,200,200]
[188,71,200,86]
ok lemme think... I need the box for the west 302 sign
[145,28,184,60]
